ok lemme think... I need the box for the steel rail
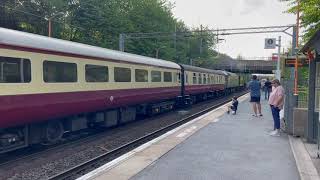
[49,91,248,180]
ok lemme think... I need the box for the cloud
[240,0,265,15]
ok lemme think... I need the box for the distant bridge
[212,59,277,74]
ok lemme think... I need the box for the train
[0,28,249,153]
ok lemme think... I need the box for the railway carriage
[0,28,181,153]
[226,72,240,92]
[180,64,226,103]
[0,28,247,154]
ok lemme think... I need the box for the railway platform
[78,94,319,180]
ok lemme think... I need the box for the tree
[280,0,320,41]
[0,0,221,67]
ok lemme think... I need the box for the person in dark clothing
[264,78,272,100]
[227,96,239,115]
[248,75,262,117]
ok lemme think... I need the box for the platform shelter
[301,30,320,143]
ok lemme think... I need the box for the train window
[135,69,148,82]
[151,71,161,82]
[0,56,31,83]
[193,73,197,84]
[164,72,172,82]
[185,73,189,84]
[177,73,181,83]
[114,67,131,82]
[203,74,207,84]
[43,61,77,83]
[198,73,202,84]
[85,65,108,82]
[173,73,177,82]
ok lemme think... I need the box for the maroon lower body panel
[0,87,180,129]
[185,84,225,95]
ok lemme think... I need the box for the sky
[168,0,296,59]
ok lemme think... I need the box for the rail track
[49,91,248,180]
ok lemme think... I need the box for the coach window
[135,69,148,82]
[114,67,131,82]
[43,61,77,83]
[193,73,197,84]
[198,73,202,84]
[164,72,172,82]
[203,74,207,84]
[185,73,189,84]
[85,65,108,82]
[151,71,161,82]
[0,56,31,83]
[177,73,181,83]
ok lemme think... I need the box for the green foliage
[280,0,320,41]
[0,0,220,67]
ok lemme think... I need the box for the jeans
[271,105,280,129]
[265,88,271,100]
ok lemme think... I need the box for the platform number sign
[265,38,276,49]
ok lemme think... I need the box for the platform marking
[78,93,249,180]
[176,126,197,138]
[212,118,220,123]
[176,132,188,138]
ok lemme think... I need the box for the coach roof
[0,28,180,69]
[180,64,226,75]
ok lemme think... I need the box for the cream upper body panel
[0,49,181,96]
[185,70,225,86]
[0,28,180,70]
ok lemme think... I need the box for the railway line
[0,91,247,180]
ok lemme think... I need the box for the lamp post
[46,12,64,37]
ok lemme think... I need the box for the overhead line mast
[294,0,300,95]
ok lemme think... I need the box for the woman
[268,79,285,136]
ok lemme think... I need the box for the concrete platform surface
[131,98,300,180]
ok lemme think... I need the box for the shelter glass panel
[0,56,31,83]
[43,61,77,83]
[85,65,108,82]
[114,67,131,82]
[164,72,172,82]
[135,69,148,82]
[151,71,162,82]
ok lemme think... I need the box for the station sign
[265,38,276,49]
[285,57,309,67]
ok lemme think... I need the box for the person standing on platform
[248,75,262,117]
[268,79,285,136]
[264,78,272,100]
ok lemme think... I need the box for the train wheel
[45,121,64,143]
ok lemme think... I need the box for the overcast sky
[168,0,296,58]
